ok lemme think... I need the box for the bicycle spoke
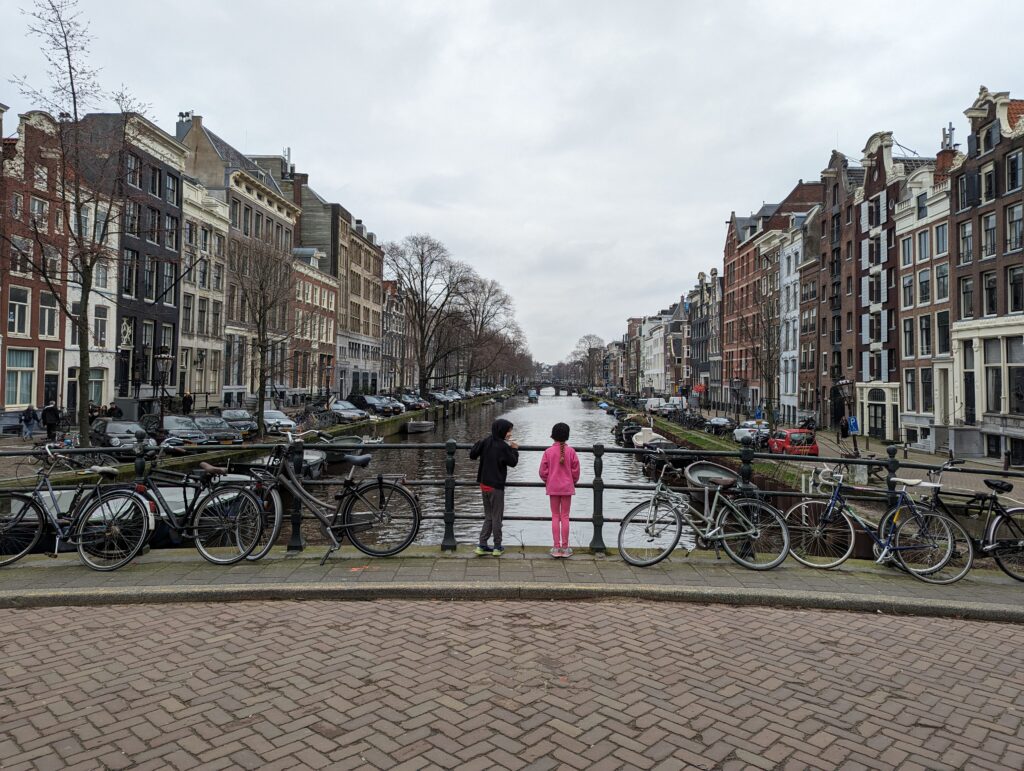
[0,495,45,567]
[784,500,854,569]
[340,482,419,557]
[618,498,682,567]
[992,509,1024,582]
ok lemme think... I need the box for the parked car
[703,416,736,436]
[733,420,771,444]
[262,410,297,434]
[349,394,397,416]
[767,429,819,456]
[428,392,453,404]
[89,418,156,450]
[219,409,259,439]
[380,396,405,414]
[192,415,244,445]
[329,400,370,423]
[138,414,211,445]
[399,394,428,410]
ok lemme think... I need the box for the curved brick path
[1,600,1022,770]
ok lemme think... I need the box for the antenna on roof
[893,139,920,157]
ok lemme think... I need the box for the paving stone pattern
[1,599,1022,770]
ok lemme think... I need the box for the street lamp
[730,378,745,425]
[155,345,174,421]
[833,376,859,455]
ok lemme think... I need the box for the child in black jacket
[469,418,519,556]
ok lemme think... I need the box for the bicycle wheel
[893,511,971,584]
[246,486,284,561]
[192,487,263,565]
[617,497,682,567]
[75,492,150,571]
[718,498,790,570]
[873,505,911,573]
[991,508,1024,582]
[0,493,46,567]
[783,499,855,569]
[337,481,420,557]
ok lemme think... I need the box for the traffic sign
[848,416,859,434]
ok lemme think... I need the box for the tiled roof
[1009,100,1024,128]
[895,157,936,173]
[203,126,285,196]
[846,167,865,186]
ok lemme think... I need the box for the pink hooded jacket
[538,442,581,496]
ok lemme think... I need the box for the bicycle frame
[646,462,762,544]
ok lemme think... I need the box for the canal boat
[527,389,539,403]
[405,420,435,434]
[247,449,328,479]
[321,435,384,463]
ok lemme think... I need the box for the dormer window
[981,122,999,154]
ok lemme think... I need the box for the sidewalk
[2,546,1021,622]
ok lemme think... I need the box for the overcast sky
[3,0,1022,362]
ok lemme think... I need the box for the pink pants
[549,495,572,548]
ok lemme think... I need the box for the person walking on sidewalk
[469,418,518,557]
[20,405,38,441]
[41,401,60,442]
[539,422,581,558]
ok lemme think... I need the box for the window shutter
[860,203,869,231]
[860,238,870,269]
[862,351,871,381]
[861,276,871,309]
[861,311,870,344]
[880,311,889,343]
[878,191,887,224]
[991,123,1001,148]
[967,133,978,157]
[880,349,889,382]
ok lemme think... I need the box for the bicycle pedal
[45,551,59,559]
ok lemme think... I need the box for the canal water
[361,389,655,548]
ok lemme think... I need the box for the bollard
[589,443,607,553]
[441,438,458,551]
[885,444,900,511]
[134,430,148,481]
[1005,451,1011,472]
[287,440,306,551]
[738,436,754,491]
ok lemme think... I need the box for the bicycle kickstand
[319,533,342,566]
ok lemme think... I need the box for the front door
[964,372,976,425]
[44,374,58,406]
[868,403,886,439]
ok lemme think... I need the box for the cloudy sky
[3,0,1022,362]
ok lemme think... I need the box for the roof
[203,125,285,196]
[895,157,935,173]
[754,203,779,218]
[1010,100,1024,128]
[846,167,865,186]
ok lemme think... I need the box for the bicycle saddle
[709,477,736,489]
[88,465,119,479]
[341,454,372,467]
[984,479,1013,494]
[199,462,229,476]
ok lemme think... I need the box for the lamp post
[833,375,859,455]
[730,378,744,425]
[155,345,174,421]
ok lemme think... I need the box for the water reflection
[345,388,655,547]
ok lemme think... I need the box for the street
[1,599,1021,770]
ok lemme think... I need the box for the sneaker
[492,546,505,557]
[562,547,573,558]
[550,547,562,558]
[474,545,493,556]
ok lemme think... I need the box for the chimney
[935,122,957,183]
[175,111,199,141]
[0,102,7,139]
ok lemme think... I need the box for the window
[986,338,1002,412]
[38,292,57,338]
[982,213,997,258]
[183,294,194,332]
[214,234,225,257]
[905,369,917,412]
[903,319,915,357]
[184,220,195,246]
[1008,151,1023,193]
[227,284,236,320]
[1008,204,1023,252]
[919,315,931,356]
[8,287,29,335]
[143,256,156,301]
[935,263,949,301]
[10,235,31,273]
[198,259,209,288]
[164,215,179,250]
[254,212,263,240]
[149,167,162,197]
[126,153,141,188]
[920,368,933,412]
[242,206,251,236]
[961,277,974,318]
[957,175,969,210]
[29,196,47,229]
[982,164,996,202]
[917,230,930,262]
[125,201,141,237]
[918,269,931,305]
[94,257,109,289]
[230,200,240,229]
[165,174,179,206]
[211,301,221,336]
[197,298,208,334]
[902,275,914,308]
[937,311,950,355]
[5,350,35,406]
[140,321,154,381]
[935,223,947,256]
[1010,266,1024,313]
[70,301,81,347]
[146,207,159,243]
[959,221,973,263]
[94,306,107,347]
[213,263,223,290]
[901,237,913,266]
[983,271,998,316]
[916,193,927,219]
[121,249,138,296]
[1009,338,1024,415]
[160,261,176,304]
[161,324,174,356]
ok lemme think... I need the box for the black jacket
[469,419,518,490]
[41,405,59,426]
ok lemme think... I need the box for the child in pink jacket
[539,422,581,558]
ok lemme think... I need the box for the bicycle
[784,464,973,584]
[0,447,150,571]
[251,429,421,564]
[97,441,264,565]
[618,448,790,569]
[904,458,1024,582]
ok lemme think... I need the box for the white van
[645,397,666,412]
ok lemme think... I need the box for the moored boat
[405,420,435,434]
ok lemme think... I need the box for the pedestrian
[41,401,60,442]
[20,404,38,440]
[539,422,581,558]
[108,401,123,419]
[182,392,194,415]
[469,418,519,557]
[88,402,100,424]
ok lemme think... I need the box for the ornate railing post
[738,436,755,491]
[442,438,458,551]
[287,440,306,551]
[133,429,148,481]
[885,444,900,510]
[589,444,606,553]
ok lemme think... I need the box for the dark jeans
[479,488,505,548]
[45,425,57,441]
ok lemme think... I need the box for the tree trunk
[76,311,92,445]
[256,335,267,436]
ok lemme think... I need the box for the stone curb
[0,581,1020,623]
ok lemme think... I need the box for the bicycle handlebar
[283,429,333,444]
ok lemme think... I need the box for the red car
[767,429,819,456]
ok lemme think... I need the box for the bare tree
[737,281,781,430]
[384,234,473,396]
[569,334,605,385]
[234,237,297,434]
[4,0,145,443]
[456,273,517,390]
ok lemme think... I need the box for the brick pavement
[1,599,1022,770]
